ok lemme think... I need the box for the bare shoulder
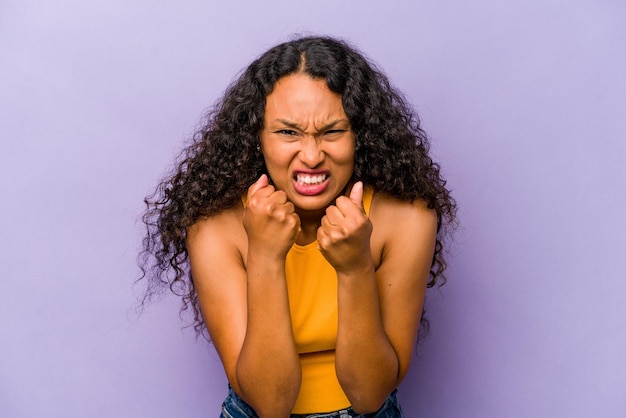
[186,202,249,300]
[369,191,438,251]
[186,202,247,266]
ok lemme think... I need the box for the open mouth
[295,173,327,185]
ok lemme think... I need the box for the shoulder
[368,190,437,272]
[370,190,438,240]
[186,202,247,270]
[187,202,244,241]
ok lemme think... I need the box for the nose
[299,136,325,167]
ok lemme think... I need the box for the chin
[290,195,329,210]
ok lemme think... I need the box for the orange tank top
[285,186,374,413]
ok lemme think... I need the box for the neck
[293,181,355,246]
[295,208,324,246]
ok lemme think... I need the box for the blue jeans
[220,387,404,418]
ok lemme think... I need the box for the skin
[186,73,438,417]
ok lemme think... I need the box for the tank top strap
[362,184,374,216]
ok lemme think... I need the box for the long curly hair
[139,35,457,336]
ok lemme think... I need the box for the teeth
[297,174,327,185]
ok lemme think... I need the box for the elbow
[238,391,295,418]
[236,377,300,418]
[348,395,388,415]
[337,367,398,414]
[254,406,293,418]
[237,387,298,418]
[339,381,392,415]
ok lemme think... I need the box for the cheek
[263,157,284,178]
[261,147,295,181]
[336,143,356,166]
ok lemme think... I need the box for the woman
[141,36,456,417]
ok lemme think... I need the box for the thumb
[248,174,269,197]
[349,181,364,210]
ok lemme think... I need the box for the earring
[256,144,261,152]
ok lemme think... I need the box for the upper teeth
[297,174,326,185]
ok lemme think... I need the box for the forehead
[264,74,346,122]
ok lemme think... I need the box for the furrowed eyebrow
[276,119,303,130]
[274,119,350,132]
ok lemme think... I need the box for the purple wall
[2,1,625,417]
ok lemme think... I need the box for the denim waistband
[222,387,401,418]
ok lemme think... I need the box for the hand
[317,182,373,274]
[243,174,301,260]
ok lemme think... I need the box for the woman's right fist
[243,174,301,259]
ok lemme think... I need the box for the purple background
[2,1,625,417]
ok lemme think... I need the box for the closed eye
[322,129,348,139]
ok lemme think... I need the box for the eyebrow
[274,118,350,132]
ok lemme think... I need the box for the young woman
[141,36,456,418]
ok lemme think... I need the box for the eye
[323,129,347,139]
[276,129,298,136]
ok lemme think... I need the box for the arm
[187,175,301,418]
[317,183,437,413]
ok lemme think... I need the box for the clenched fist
[243,174,301,260]
[317,181,373,274]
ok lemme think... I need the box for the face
[260,73,356,215]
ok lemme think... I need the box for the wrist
[335,259,375,279]
[247,241,289,264]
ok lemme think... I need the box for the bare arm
[187,175,301,417]
[318,183,437,413]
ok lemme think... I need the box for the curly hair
[139,35,457,336]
